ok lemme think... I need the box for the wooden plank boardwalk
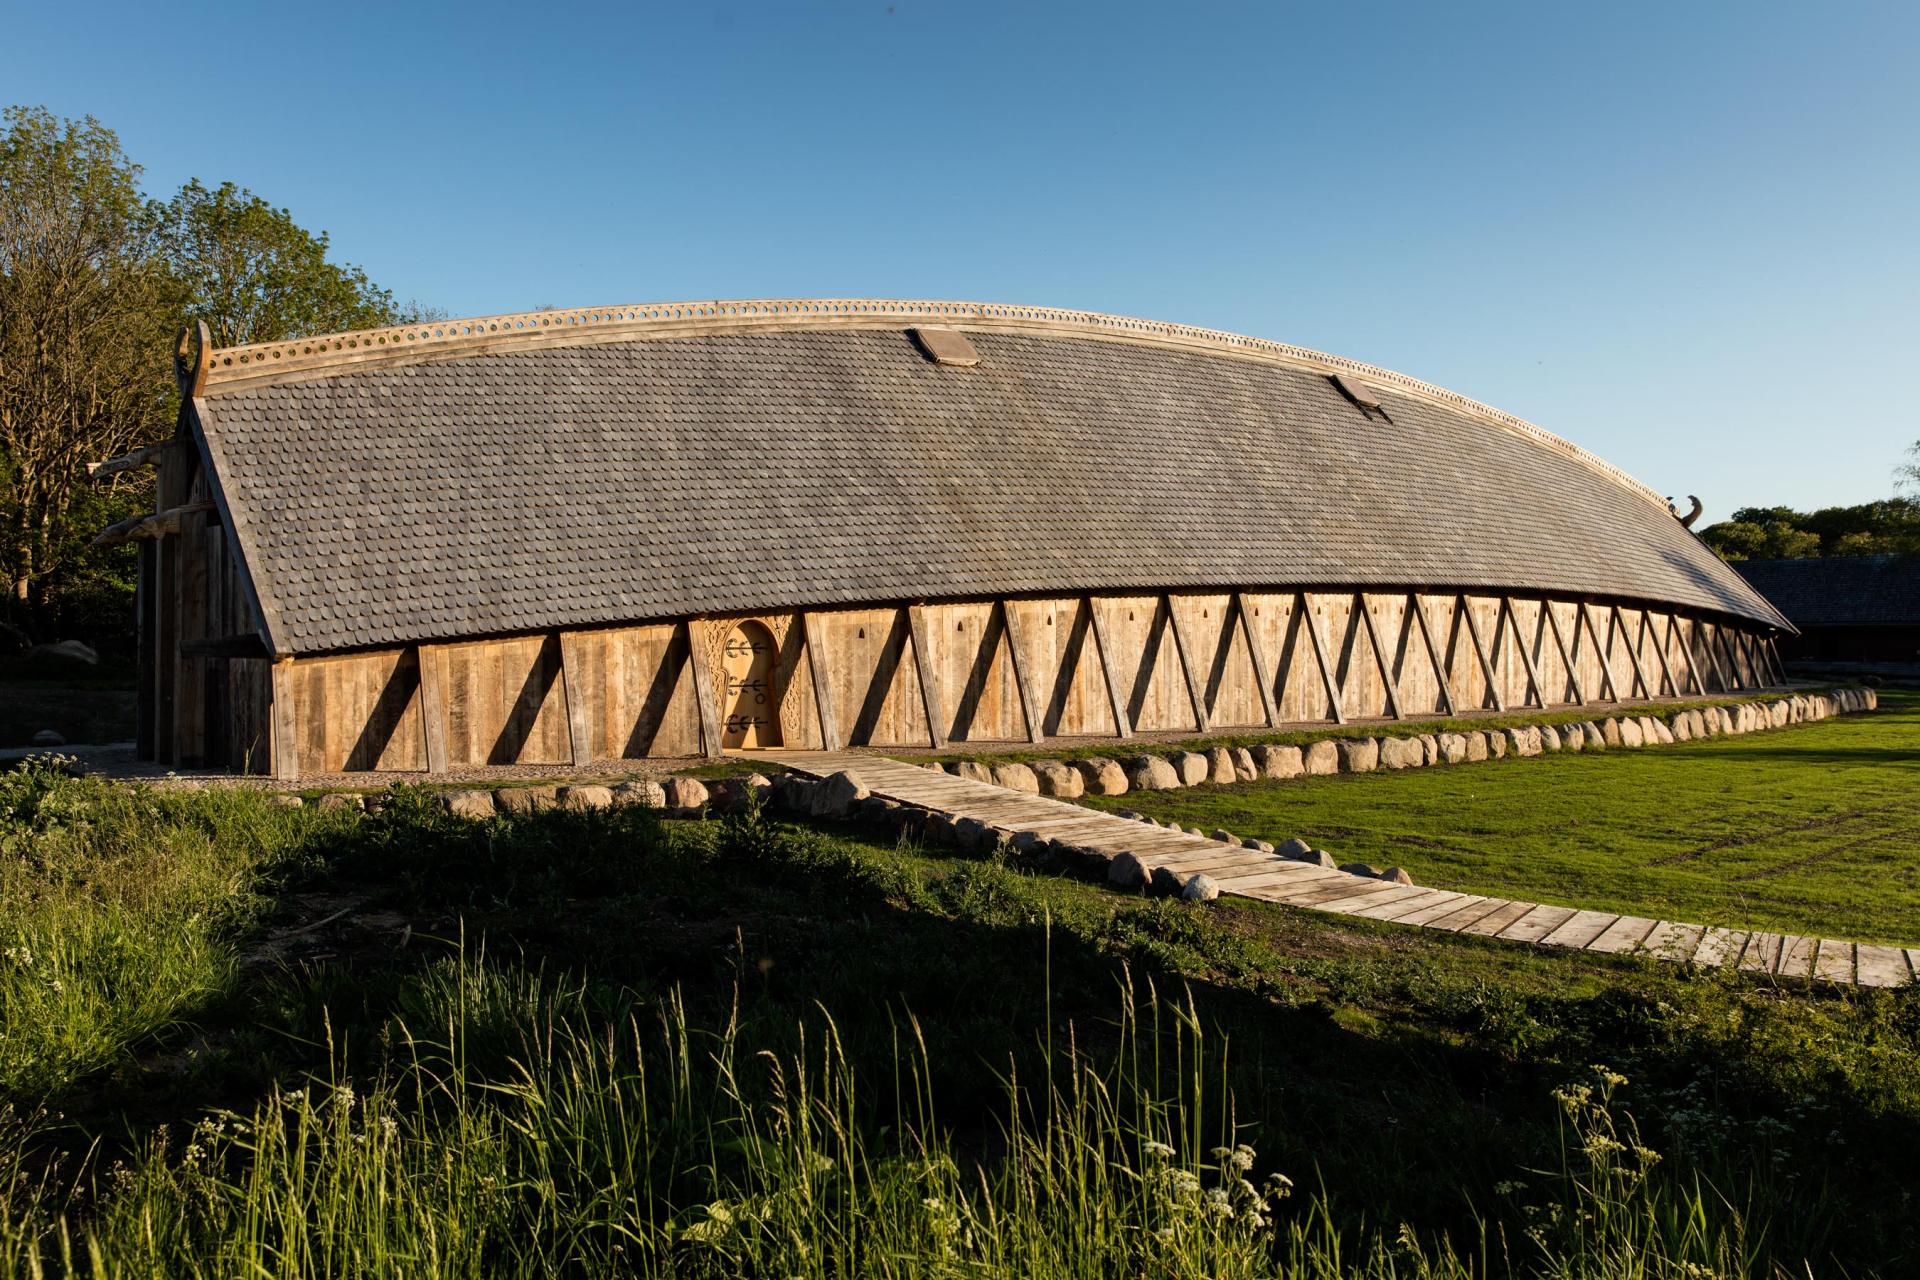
[769,751,1917,990]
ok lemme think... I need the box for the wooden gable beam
[1355,592,1404,719]
[906,603,949,748]
[1611,606,1653,701]
[557,632,593,767]
[1233,592,1278,727]
[93,500,217,547]
[87,441,174,481]
[1407,593,1456,717]
[1498,596,1546,709]
[1162,593,1211,733]
[1084,596,1132,739]
[801,612,842,750]
[685,618,725,758]
[417,643,451,773]
[1640,611,1679,698]
[998,600,1047,744]
[1541,601,1586,705]
[1300,592,1347,724]
[1578,603,1621,702]
[1458,593,1505,712]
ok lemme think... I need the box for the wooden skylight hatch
[910,327,981,368]
[1330,373,1383,410]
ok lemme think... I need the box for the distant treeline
[0,105,437,647]
[1700,490,1920,562]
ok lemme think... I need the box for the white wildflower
[1142,1140,1175,1160]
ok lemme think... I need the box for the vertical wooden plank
[417,643,450,773]
[998,600,1047,743]
[685,618,725,758]
[1542,600,1586,705]
[1764,635,1787,685]
[1163,593,1211,732]
[1498,597,1545,709]
[1611,606,1653,700]
[1407,593,1456,717]
[1234,592,1278,727]
[906,604,949,748]
[1085,596,1133,739]
[1578,603,1620,701]
[1302,592,1348,724]
[1666,614,1702,695]
[1642,612,1678,698]
[1355,593,1404,719]
[270,659,300,781]
[557,631,593,766]
[801,611,842,750]
[1459,594,1505,712]
[1700,621,1732,692]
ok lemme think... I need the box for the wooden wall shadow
[951,607,1008,742]
[623,626,691,758]
[490,633,563,765]
[1043,602,1093,735]
[1125,600,1171,729]
[345,651,421,772]
[850,609,912,746]
[1203,605,1237,722]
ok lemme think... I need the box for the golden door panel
[722,620,782,748]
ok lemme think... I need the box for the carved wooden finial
[189,320,212,398]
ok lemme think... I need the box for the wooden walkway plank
[1585,916,1660,955]
[1498,904,1579,944]
[1856,945,1913,988]
[1460,900,1538,937]
[1540,910,1621,950]
[769,751,1904,990]
[1424,897,1516,932]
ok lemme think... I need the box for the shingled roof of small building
[1735,555,1920,628]
[185,299,1791,656]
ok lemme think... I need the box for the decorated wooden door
[722,620,782,748]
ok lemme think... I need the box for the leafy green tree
[153,179,405,347]
[0,107,174,632]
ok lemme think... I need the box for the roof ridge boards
[198,297,1667,509]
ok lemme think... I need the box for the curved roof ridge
[200,297,1668,508]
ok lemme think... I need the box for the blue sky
[7,0,1916,517]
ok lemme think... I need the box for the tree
[0,107,175,629]
[153,178,403,347]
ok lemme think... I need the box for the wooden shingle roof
[189,302,1790,655]
[1735,555,1920,628]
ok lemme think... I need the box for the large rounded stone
[810,770,871,818]
[1207,747,1237,785]
[1336,738,1379,773]
[1378,736,1422,769]
[1338,861,1384,879]
[1464,732,1490,762]
[1149,866,1185,897]
[1558,723,1584,752]
[612,779,668,809]
[1437,732,1471,764]
[1381,866,1415,885]
[1600,718,1624,747]
[1303,741,1340,775]
[1181,873,1221,903]
[1648,716,1675,745]
[1109,852,1151,888]
[664,777,710,811]
[1230,747,1259,782]
[1030,760,1085,799]
[1276,837,1313,859]
[952,761,996,784]
[1618,718,1645,748]
[558,784,613,811]
[442,789,497,820]
[989,762,1041,794]
[1173,752,1210,786]
[1537,723,1562,752]
[1484,731,1507,759]
[1074,757,1130,796]
[1125,755,1182,791]
[1257,744,1305,779]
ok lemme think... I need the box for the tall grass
[0,949,1774,1278]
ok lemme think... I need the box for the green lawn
[1080,691,1920,945]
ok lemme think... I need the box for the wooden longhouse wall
[115,299,1796,777]
[252,590,1783,778]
